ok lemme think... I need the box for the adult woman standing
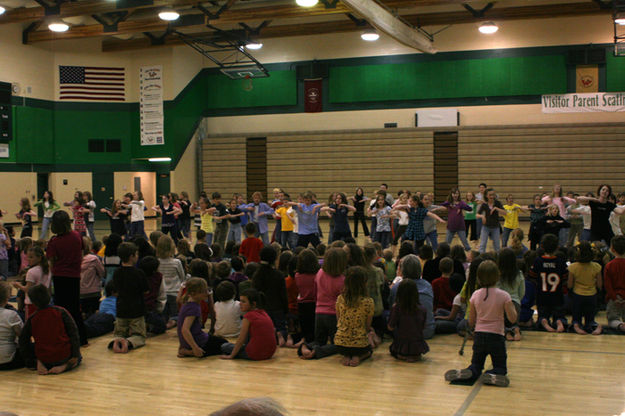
[349,187,370,239]
[34,191,60,240]
[577,184,625,244]
[46,210,88,345]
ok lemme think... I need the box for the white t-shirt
[214,299,242,338]
[0,308,23,364]
[25,265,52,305]
[130,200,145,222]
[287,207,298,234]
[86,200,96,222]
[610,204,624,236]
[576,205,592,230]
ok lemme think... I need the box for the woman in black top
[476,188,507,253]
[349,187,370,238]
[577,184,625,244]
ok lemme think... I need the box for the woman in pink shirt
[299,247,347,360]
[445,260,517,387]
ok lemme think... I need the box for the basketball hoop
[243,74,254,91]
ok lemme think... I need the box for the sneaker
[480,373,510,387]
[444,368,473,382]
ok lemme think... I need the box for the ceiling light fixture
[245,42,263,50]
[295,0,318,8]
[478,21,498,34]
[361,28,380,41]
[148,157,172,162]
[158,8,180,21]
[48,19,69,32]
[0,6,6,15]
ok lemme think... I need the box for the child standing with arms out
[109,242,149,353]
[34,191,60,240]
[12,246,51,320]
[275,196,296,249]
[388,279,429,362]
[20,284,82,375]
[441,188,472,251]
[16,197,37,238]
[64,192,87,236]
[501,194,528,248]
[220,288,277,360]
[368,194,393,249]
[568,241,602,335]
[476,189,507,253]
[126,191,147,239]
[226,198,245,244]
[529,234,568,332]
[528,194,548,251]
[245,192,274,246]
[445,260,517,387]
[464,192,478,247]
[334,266,374,366]
[177,278,228,358]
[604,235,625,333]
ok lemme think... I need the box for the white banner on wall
[542,92,625,113]
[140,65,164,145]
[0,143,8,158]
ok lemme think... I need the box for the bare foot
[166,320,177,330]
[513,327,522,341]
[119,338,129,354]
[556,320,565,333]
[292,339,305,349]
[540,318,555,332]
[37,360,49,375]
[285,336,294,348]
[619,323,625,333]
[48,363,69,374]
[573,323,588,335]
[299,344,314,360]
[505,332,515,341]
[177,348,193,358]
[112,339,122,353]
[341,356,350,366]
[592,324,602,335]
[277,332,286,348]
[349,356,361,367]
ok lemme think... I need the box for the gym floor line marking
[453,382,482,416]
[427,340,625,357]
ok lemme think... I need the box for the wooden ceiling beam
[102,1,610,52]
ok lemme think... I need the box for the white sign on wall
[0,143,8,158]
[140,65,164,145]
[542,92,625,113]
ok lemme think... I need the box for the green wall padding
[206,70,297,108]
[329,55,567,103]
[607,53,625,91]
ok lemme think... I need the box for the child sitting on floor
[568,241,602,335]
[0,281,24,370]
[334,266,374,367]
[388,279,429,362]
[84,281,117,339]
[177,278,228,358]
[445,260,517,387]
[213,281,242,339]
[19,284,81,375]
[220,288,277,361]
[109,242,149,353]
[604,235,625,333]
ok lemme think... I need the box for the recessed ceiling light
[0,6,6,15]
[361,28,379,41]
[478,21,498,34]
[48,19,69,32]
[296,0,318,7]
[245,42,263,50]
[158,8,179,21]
[148,157,172,162]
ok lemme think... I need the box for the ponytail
[29,246,49,275]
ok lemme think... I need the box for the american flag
[59,66,125,101]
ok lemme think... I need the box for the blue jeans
[40,217,52,240]
[129,221,146,239]
[257,231,269,246]
[581,229,591,242]
[227,223,242,244]
[220,342,250,359]
[446,229,471,251]
[425,230,438,250]
[479,226,500,253]
[501,227,513,248]
[280,230,297,250]
[86,221,97,242]
[558,227,569,247]
[469,332,507,377]
[476,217,483,239]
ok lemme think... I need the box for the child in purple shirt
[177,278,228,358]
[441,188,472,251]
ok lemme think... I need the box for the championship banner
[576,65,598,93]
[542,92,625,113]
[140,65,164,146]
[304,79,323,113]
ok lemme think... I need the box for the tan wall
[200,137,247,200]
[0,172,38,224]
[171,134,199,202]
[113,172,157,216]
[458,124,625,206]
[48,172,92,215]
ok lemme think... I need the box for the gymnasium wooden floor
[2,220,624,415]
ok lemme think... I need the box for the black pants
[393,225,407,245]
[331,230,352,242]
[571,292,597,331]
[469,332,507,377]
[353,212,369,237]
[372,314,386,338]
[145,310,167,335]
[464,219,477,241]
[85,312,115,339]
[538,303,567,327]
[53,275,88,345]
[298,302,316,343]
[298,313,339,359]
[20,226,33,238]
[297,233,321,249]
[80,295,101,319]
[161,224,179,244]
[200,335,229,357]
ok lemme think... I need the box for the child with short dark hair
[388,279,429,362]
[19,284,81,374]
[213,280,241,338]
[177,278,228,358]
[239,223,263,263]
[529,234,569,332]
[109,242,149,353]
[568,241,602,335]
[228,256,248,299]
[605,235,625,333]
[432,257,457,312]
[445,260,517,387]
